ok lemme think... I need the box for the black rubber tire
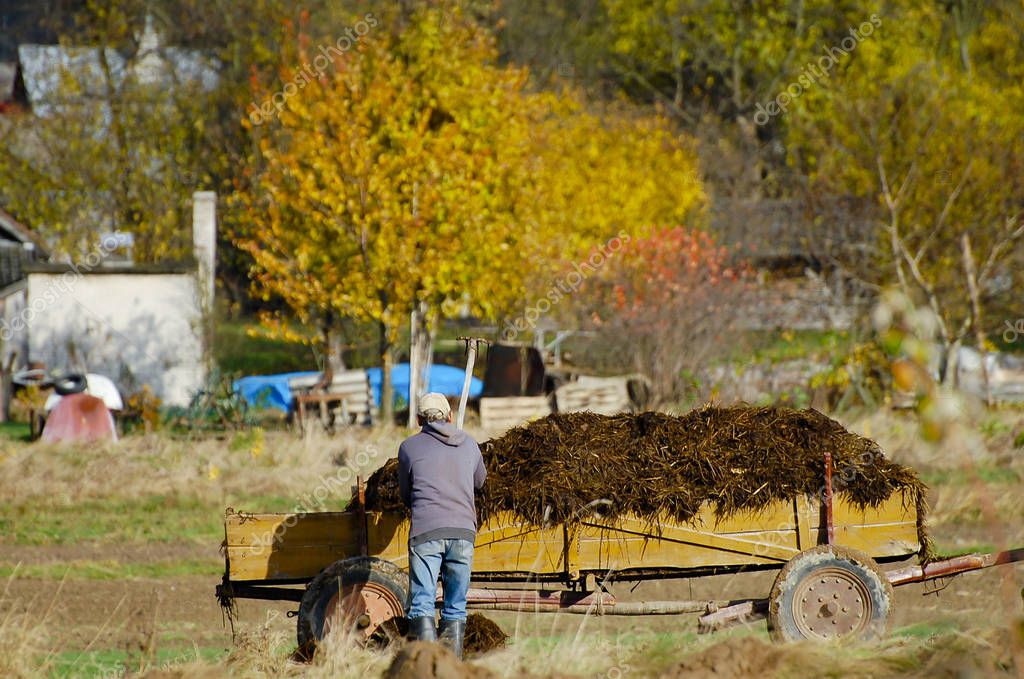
[53,373,88,395]
[296,557,409,653]
[768,545,894,643]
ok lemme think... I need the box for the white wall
[25,271,204,406]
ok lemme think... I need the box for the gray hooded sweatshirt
[397,421,486,545]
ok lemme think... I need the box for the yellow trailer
[222,491,920,584]
[217,465,1023,653]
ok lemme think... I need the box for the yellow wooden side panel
[225,512,360,582]
[357,511,566,573]
[577,502,801,571]
[830,490,920,557]
[225,510,566,582]
[472,513,566,574]
[223,492,919,582]
[574,491,919,571]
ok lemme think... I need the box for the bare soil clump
[384,642,495,679]
[658,636,785,679]
[360,406,931,557]
[464,613,508,656]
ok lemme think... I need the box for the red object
[41,393,117,443]
[824,450,835,545]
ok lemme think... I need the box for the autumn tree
[565,226,747,406]
[788,1,1024,383]
[235,3,708,419]
[235,5,538,419]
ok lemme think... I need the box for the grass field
[1,409,1022,678]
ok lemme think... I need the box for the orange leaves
[588,225,744,320]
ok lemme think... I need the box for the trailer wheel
[297,557,408,654]
[768,545,893,643]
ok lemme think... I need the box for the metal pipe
[466,600,715,615]
[887,548,1024,587]
[461,588,610,607]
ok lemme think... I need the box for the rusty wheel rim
[791,567,872,641]
[323,581,405,644]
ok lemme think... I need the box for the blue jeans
[407,538,474,620]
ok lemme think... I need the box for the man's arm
[472,446,486,490]
[398,447,412,507]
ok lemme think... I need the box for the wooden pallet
[479,395,551,431]
[555,376,631,415]
[292,370,375,432]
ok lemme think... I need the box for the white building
[0,192,216,406]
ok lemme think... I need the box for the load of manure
[356,406,932,560]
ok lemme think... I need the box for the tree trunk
[320,315,347,381]
[379,321,394,424]
[327,328,346,373]
[408,307,420,428]
[939,339,961,387]
[406,301,434,428]
[961,234,991,406]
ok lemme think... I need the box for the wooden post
[456,337,486,429]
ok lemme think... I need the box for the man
[398,392,486,659]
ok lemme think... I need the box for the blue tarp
[233,364,482,413]
[234,371,318,413]
[366,363,483,408]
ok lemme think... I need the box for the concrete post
[192,191,216,309]
[192,191,216,376]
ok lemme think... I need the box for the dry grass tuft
[0,426,414,508]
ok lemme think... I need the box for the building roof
[0,207,49,256]
[17,39,218,117]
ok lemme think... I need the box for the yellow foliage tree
[235,4,706,418]
[788,1,1024,381]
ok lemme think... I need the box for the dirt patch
[658,637,784,679]
[464,613,507,656]
[911,620,1023,678]
[0,575,291,651]
[384,641,495,679]
[0,541,216,566]
[361,407,931,557]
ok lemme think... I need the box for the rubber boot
[407,616,436,642]
[438,618,466,660]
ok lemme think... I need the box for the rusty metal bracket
[922,575,956,596]
[823,450,835,545]
[356,476,368,557]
